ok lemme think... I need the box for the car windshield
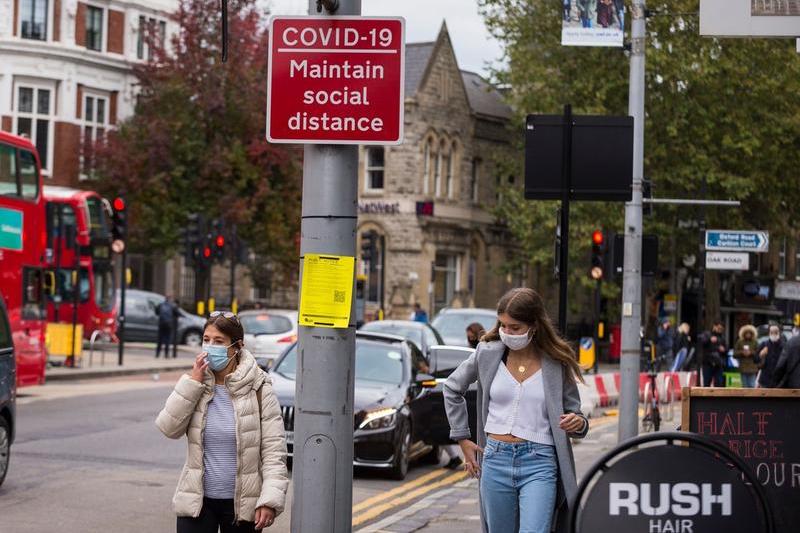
[275,340,404,384]
[240,313,293,336]
[432,312,496,338]
[360,322,423,345]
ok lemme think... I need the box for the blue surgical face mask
[203,342,235,371]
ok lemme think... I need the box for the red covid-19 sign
[266,16,405,145]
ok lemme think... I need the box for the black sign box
[524,114,633,201]
[682,387,800,531]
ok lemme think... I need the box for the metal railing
[88,330,113,367]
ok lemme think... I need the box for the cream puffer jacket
[155,349,288,521]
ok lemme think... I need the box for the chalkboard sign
[682,388,800,531]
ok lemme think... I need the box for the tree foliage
[480,0,800,318]
[94,0,302,286]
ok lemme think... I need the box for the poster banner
[700,0,800,36]
[562,0,624,47]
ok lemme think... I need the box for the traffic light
[210,219,226,262]
[182,213,205,266]
[111,196,127,253]
[360,232,376,266]
[590,230,605,280]
[214,233,226,261]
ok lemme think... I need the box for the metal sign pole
[618,0,646,442]
[558,104,573,336]
[290,1,360,531]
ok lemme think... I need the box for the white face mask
[499,327,532,351]
[769,334,780,343]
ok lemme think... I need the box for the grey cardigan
[443,340,588,531]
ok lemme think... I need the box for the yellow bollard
[197,301,205,316]
[208,298,215,313]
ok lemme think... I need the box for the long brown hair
[484,288,584,383]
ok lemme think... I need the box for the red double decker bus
[0,131,47,386]
[43,187,117,341]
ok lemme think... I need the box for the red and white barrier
[578,370,698,417]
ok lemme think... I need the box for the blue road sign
[705,230,769,252]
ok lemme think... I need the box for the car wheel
[0,417,10,488]
[388,423,410,480]
[182,330,202,347]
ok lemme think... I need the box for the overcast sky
[265,0,505,76]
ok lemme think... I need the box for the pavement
[44,342,197,381]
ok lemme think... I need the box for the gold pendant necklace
[518,365,526,373]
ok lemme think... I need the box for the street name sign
[775,280,800,301]
[705,230,768,252]
[267,16,405,145]
[705,251,750,271]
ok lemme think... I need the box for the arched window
[447,141,457,199]
[423,138,432,195]
[435,141,444,197]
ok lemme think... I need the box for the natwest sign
[266,16,405,145]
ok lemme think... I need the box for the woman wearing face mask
[156,311,288,532]
[444,288,588,533]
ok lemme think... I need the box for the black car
[0,294,16,488]
[116,289,206,346]
[358,320,444,357]
[267,332,477,480]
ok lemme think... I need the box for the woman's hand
[255,506,276,529]
[559,413,586,434]
[189,352,209,383]
[458,439,483,479]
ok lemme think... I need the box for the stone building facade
[356,23,523,320]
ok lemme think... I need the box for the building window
[434,143,444,197]
[423,140,431,195]
[795,239,800,280]
[433,253,459,313]
[779,238,787,279]
[138,16,166,60]
[81,93,109,178]
[20,0,48,40]
[15,85,53,173]
[471,158,480,203]
[444,149,452,199]
[86,6,104,51]
[364,147,384,191]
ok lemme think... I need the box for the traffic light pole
[557,104,573,336]
[117,244,127,366]
[619,0,646,442]
[291,2,359,532]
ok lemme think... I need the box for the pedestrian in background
[656,318,675,370]
[466,322,485,349]
[734,324,759,388]
[773,334,800,388]
[156,311,288,532]
[757,324,785,388]
[671,322,692,371]
[156,295,179,359]
[410,302,429,323]
[444,288,588,533]
[699,321,727,387]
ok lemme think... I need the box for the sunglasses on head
[209,311,239,322]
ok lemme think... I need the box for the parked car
[431,307,497,346]
[358,320,444,357]
[266,332,477,479]
[239,309,298,366]
[115,289,206,346]
[0,293,16,487]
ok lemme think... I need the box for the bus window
[22,268,45,320]
[94,267,114,311]
[0,144,17,196]
[48,204,77,248]
[52,269,90,303]
[19,149,38,199]
[86,196,109,240]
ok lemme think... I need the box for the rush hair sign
[266,16,405,145]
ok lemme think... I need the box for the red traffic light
[113,197,125,212]
[592,230,604,245]
[215,235,225,248]
[203,246,211,258]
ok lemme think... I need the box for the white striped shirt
[203,385,237,499]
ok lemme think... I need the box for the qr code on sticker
[334,290,346,304]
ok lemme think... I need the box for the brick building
[356,23,524,320]
[0,0,176,184]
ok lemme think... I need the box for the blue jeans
[480,438,557,533]
[741,373,757,388]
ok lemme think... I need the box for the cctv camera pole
[291,1,359,531]
[618,0,646,442]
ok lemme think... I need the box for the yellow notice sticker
[299,254,355,329]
